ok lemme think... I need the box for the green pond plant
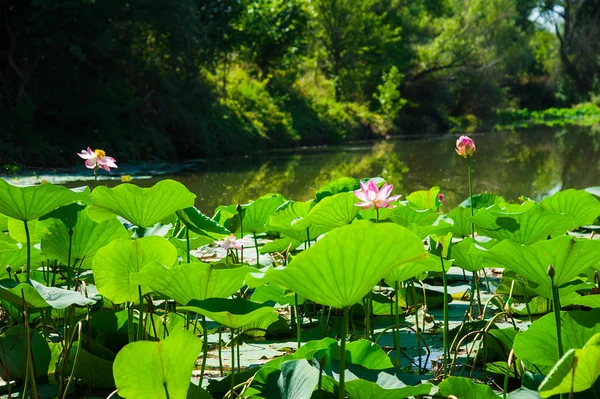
[0,141,598,399]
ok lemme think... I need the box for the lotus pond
[0,132,599,399]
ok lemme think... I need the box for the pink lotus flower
[216,234,246,251]
[77,147,118,172]
[437,193,445,205]
[353,179,401,210]
[455,135,476,158]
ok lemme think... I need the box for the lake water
[5,125,599,214]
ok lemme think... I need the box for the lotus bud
[236,203,243,214]
[547,264,555,278]
[5,265,11,274]
[436,193,445,207]
[455,135,476,158]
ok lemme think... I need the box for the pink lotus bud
[437,193,445,206]
[455,136,476,158]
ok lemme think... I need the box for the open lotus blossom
[455,135,476,158]
[77,147,118,172]
[353,179,401,210]
[215,234,247,251]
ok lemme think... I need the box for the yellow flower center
[94,149,106,158]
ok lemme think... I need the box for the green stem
[467,155,474,237]
[409,281,422,372]
[230,329,236,395]
[218,328,224,377]
[474,272,482,317]
[376,208,379,223]
[186,227,190,263]
[127,303,135,342]
[551,279,564,358]
[23,221,31,280]
[295,293,302,348]
[440,255,449,379]
[138,286,145,340]
[394,281,401,368]
[200,316,208,386]
[238,210,244,264]
[339,307,348,399]
[253,233,259,267]
[22,289,39,399]
[66,228,73,290]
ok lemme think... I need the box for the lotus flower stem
[339,307,349,399]
[21,290,39,399]
[295,294,302,348]
[238,206,244,264]
[409,280,423,372]
[127,303,135,342]
[23,220,31,280]
[218,328,224,376]
[200,316,208,385]
[394,281,401,368]
[439,255,449,379]
[237,329,241,373]
[549,268,564,358]
[186,228,191,263]
[137,286,145,340]
[230,328,236,394]
[66,228,73,290]
[253,233,259,267]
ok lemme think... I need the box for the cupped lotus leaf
[539,189,600,228]
[452,237,497,272]
[406,186,441,210]
[238,194,286,234]
[335,339,395,370]
[406,215,454,239]
[41,209,129,269]
[88,180,196,227]
[113,330,203,399]
[472,204,574,245]
[176,207,230,240]
[438,376,500,398]
[538,333,600,398]
[250,284,306,307]
[92,236,178,304]
[447,206,475,238]
[247,221,426,309]
[315,177,360,202]
[39,203,87,229]
[459,193,505,209]
[0,279,95,309]
[390,204,439,226]
[213,204,240,235]
[513,309,600,369]
[0,325,53,380]
[268,200,331,242]
[384,254,442,285]
[130,262,253,304]
[264,338,337,369]
[178,298,277,329]
[260,237,303,254]
[477,236,600,298]
[0,180,85,221]
[298,192,359,229]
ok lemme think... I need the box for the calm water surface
[10,125,600,214]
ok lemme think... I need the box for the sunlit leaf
[315,177,360,202]
[179,298,277,329]
[406,186,440,210]
[438,376,500,398]
[300,192,359,228]
[459,193,505,209]
[88,180,196,227]
[240,194,286,234]
[176,206,230,240]
[384,254,442,284]
[0,279,95,309]
[539,189,600,228]
[113,330,202,399]
[92,237,178,304]
[451,237,497,272]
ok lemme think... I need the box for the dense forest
[1,0,599,167]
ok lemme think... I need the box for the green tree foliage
[0,0,596,167]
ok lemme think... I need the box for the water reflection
[61,126,599,214]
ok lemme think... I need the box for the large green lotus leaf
[92,236,178,304]
[335,339,395,370]
[472,204,575,245]
[540,189,600,228]
[538,333,600,398]
[247,221,426,309]
[276,360,320,399]
[39,203,87,229]
[130,262,253,304]
[438,376,501,398]
[459,193,505,209]
[452,237,498,272]
[405,215,454,239]
[268,200,331,242]
[212,204,240,235]
[384,254,442,284]
[390,204,439,226]
[298,192,359,229]
[0,325,53,380]
[513,309,600,369]
[561,292,600,308]
[7,217,51,243]
[263,338,337,370]
[0,180,84,221]
[240,194,286,234]
[60,340,116,388]
[178,298,277,329]
[406,186,440,210]
[88,180,196,228]
[0,244,28,275]
[447,206,475,238]
[176,207,230,240]
[113,330,202,399]
[260,237,303,254]
[315,177,360,202]
[0,279,94,309]
[478,236,600,298]
[250,283,306,307]
[41,209,129,269]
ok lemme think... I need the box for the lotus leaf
[178,298,277,329]
[0,279,95,309]
[406,186,441,210]
[176,206,230,240]
[539,189,600,228]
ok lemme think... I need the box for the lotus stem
[237,328,241,373]
[22,289,39,399]
[137,286,145,341]
[238,206,244,263]
[230,328,236,394]
[295,293,302,348]
[549,268,564,358]
[503,349,515,399]
[376,208,379,223]
[253,233,259,267]
[200,316,208,386]
[24,221,31,281]
[62,323,83,399]
[185,228,190,263]
[409,280,423,372]
[394,281,401,368]
[66,228,73,290]
[440,255,449,379]
[467,155,474,236]
[218,328,224,377]
[339,307,349,399]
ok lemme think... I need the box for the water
[5,125,599,214]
